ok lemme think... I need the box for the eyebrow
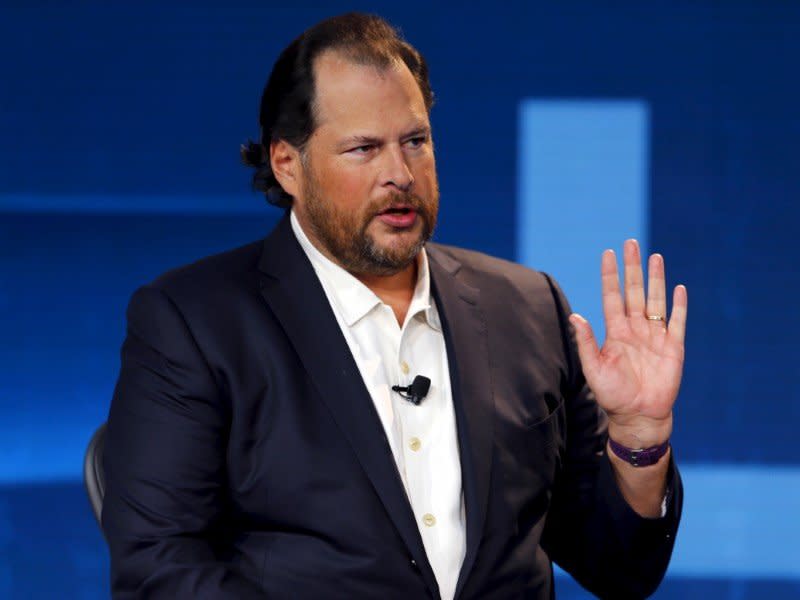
[337,125,431,150]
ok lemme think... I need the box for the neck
[357,261,417,326]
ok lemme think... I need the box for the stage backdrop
[2,2,799,598]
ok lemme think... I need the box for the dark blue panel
[0,482,108,599]
[0,211,280,481]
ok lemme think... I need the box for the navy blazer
[103,213,682,599]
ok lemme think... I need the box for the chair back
[83,422,107,527]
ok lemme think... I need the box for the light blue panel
[517,100,649,342]
[552,465,800,580]
[668,465,800,578]
[0,193,265,214]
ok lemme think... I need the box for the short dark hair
[240,13,435,208]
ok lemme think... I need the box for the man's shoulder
[426,242,555,295]
[147,238,265,298]
[427,242,573,364]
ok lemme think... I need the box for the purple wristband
[608,438,670,467]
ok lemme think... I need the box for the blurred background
[2,1,799,598]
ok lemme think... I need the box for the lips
[375,204,418,228]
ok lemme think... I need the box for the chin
[378,232,424,254]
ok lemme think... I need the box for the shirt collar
[290,210,440,330]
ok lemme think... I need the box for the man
[103,13,686,599]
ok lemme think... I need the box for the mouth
[375,204,418,228]
[378,204,414,214]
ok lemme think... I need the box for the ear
[270,139,303,199]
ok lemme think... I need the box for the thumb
[569,313,600,377]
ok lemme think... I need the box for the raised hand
[568,239,687,449]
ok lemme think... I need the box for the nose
[381,144,414,192]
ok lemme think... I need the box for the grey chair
[83,422,107,528]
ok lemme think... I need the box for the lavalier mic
[391,375,431,405]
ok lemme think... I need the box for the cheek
[326,166,375,209]
[413,160,438,195]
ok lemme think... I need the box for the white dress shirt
[290,211,465,599]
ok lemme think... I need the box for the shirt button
[400,360,410,374]
[422,513,436,527]
[409,437,422,452]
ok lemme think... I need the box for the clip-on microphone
[391,375,431,405]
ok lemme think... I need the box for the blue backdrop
[2,1,799,597]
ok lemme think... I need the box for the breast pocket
[495,397,565,514]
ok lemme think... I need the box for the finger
[667,284,688,346]
[646,253,667,328]
[569,313,601,378]
[623,239,646,318]
[601,249,626,332]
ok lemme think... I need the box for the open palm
[569,240,687,448]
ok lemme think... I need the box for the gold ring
[646,314,665,322]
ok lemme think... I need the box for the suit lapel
[256,214,440,597]
[427,246,494,600]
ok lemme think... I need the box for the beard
[301,166,439,277]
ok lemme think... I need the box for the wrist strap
[608,438,670,467]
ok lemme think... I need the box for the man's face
[292,51,439,276]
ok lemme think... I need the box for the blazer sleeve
[539,274,683,600]
[102,285,265,599]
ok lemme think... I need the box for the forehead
[311,51,429,134]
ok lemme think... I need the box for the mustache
[371,191,430,214]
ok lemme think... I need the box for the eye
[348,144,374,154]
[405,136,427,148]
